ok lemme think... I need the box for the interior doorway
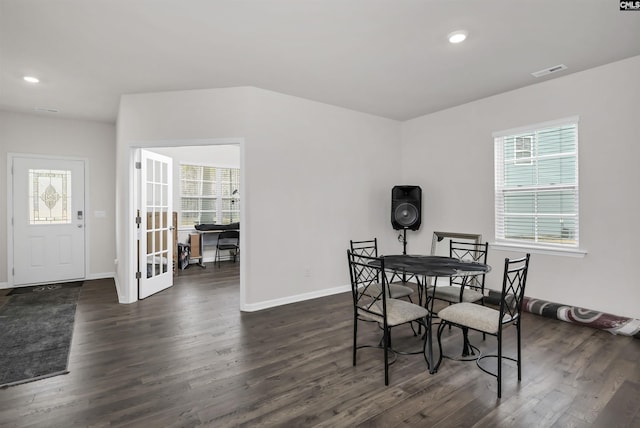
[132,142,242,301]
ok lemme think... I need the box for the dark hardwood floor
[1,262,639,427]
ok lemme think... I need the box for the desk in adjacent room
[189,223,240,268]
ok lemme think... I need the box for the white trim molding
[85,272,116,281]
[491,241,587,258]
[241,284,351,312]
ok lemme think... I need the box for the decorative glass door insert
[29,169,72,224]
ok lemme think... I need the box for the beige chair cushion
[360,282,414,299]
[358,298,429,327]
[426,285,483,303]
[388,281,415,298]
[438,302,514,334]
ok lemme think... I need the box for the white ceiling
[1,0,639,123]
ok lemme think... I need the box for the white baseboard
[241,284,351,312]
[85,272,116,281]
[0,282,9,290]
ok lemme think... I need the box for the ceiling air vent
[531,64,567,78]
[34,107,59,113]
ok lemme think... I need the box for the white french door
[12,156,86,285]
[138,149,174,299]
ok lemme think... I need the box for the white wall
[5,56,637,321]
[5,55,635,320]
[0,110,116,285]
[401,55,640,319]
[243,88,402,306]
[116,86,402,308]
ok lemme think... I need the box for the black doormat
[0,283,82,388]
[7,281,83,296]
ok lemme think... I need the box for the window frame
[514,136,533,165]
[493,116,586,257]
[179,162,240,229]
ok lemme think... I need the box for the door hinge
[136,271,142,279]
[135,162,142,169]
[135,216,142,227]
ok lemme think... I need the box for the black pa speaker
[391,185,422,230]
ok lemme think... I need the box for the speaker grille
[393,203,419,227]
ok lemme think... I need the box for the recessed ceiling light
[448,30,468,44]
[23,76,40,83]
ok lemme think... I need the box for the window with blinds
[179,164,240,228]
[494,117,579,247]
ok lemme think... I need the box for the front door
[12,156,86,285]
[138,149,174,299]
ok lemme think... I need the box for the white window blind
[179,164,240,228]
[494,117,579,247]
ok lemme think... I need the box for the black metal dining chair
[435,254,530,398]
[347,250,431,385]
[427,240,489,306]
[349,238,415,301]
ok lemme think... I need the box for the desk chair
[215,230,239,267]
[435,254,530,398]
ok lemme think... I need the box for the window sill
[490,242,587,258]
